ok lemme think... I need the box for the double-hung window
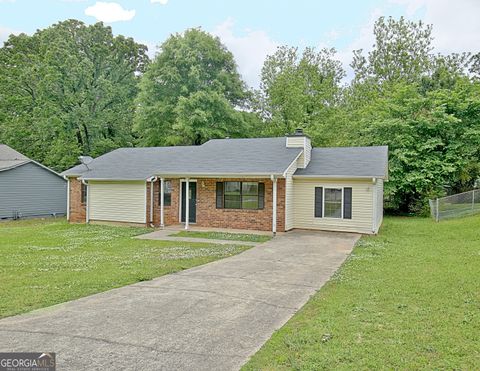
[216,181,265,210]
[324,188,342,218]
[159,180,172,206]
[81,183,87,204]
[314,186,352,219]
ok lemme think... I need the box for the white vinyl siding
[284,158,299,231]
[89,181,146,224]
[286,136,311,168]
[293,178,375,234]
[303,139,311,167]
[374,178,384,232]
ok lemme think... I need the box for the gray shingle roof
[62,138,303,180]
[295,146,388,178]
[0,144,30,172]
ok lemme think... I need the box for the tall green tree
[352,79,480,214]
[258,46,345,141]
[0,20,148,170]
[351,16,434,84]
[134,28,249,146]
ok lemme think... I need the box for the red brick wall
[68,177,86,223]
[148,179,180,226]
[74,176,285,232]
[195,178,285,232]
[149,178,285,232]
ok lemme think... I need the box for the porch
[146,177,286,233]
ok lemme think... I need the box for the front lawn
[243,215,480,370]
[0,218,250,319]
[170,230,272,243]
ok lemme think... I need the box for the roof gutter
[79,177,148,181]
[293,174,386,179]
[152,172,285,179]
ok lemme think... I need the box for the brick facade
[68,177,86,223]
[71,176,286,232]
[146,179,180,227]
[148,177,285,232]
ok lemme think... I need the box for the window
[314,187,352,219]
[324,188,342,218]
[81,183,87,204]
[159,180,172,206]
[217,181,265,210]
[224,181,241,209]
[242,182,259,209]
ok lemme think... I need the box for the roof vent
[79,156,93,165]
[294,128,304,136]
[79,156,93,169]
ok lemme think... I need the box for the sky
[0,0,479,87]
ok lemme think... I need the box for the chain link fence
[429,189,480,221]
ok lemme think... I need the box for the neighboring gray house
[0,144,67,219]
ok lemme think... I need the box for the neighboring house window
[159,180,172,206]
[81,183,87,204]
[314,187,352,219]
[216,181,265,210]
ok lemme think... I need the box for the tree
[351,16,433,84]
[354,81,480,214]
[258,46,345,141]
[134,28,249,146]
[0,20,148,170]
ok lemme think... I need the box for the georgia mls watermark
[0,353,55,371]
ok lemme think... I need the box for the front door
[181,182,197,223]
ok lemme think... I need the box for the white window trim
[323,187,344,219]
[314,186,346,220]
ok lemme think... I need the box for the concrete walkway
[136,227,262,246]
[0,230,359,371]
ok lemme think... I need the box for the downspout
[63,176,70,221]
[148,176,158,227]
[271,175,277,236]
[372,177,377,234]
[81,179,89,223]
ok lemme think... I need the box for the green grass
[169,230,272,243]
[0,218,250,319]
[243,215,480,370]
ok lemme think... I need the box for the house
[0,144,67,219]
[62,130,388,234]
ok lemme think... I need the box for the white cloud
[212,17,278,88]
[391,0,480,54]
[324,0,480,83]
[140,40,157,59]
[331,8,384,82]
[0,25,21,45]
[84,2,135,23]
[151,0,168,4]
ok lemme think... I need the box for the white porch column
[160,177,165,228]
[150,179,154,225]
[272,176,277,236]
[185,178,189,230]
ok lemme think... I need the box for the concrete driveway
[0,230,359,370]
